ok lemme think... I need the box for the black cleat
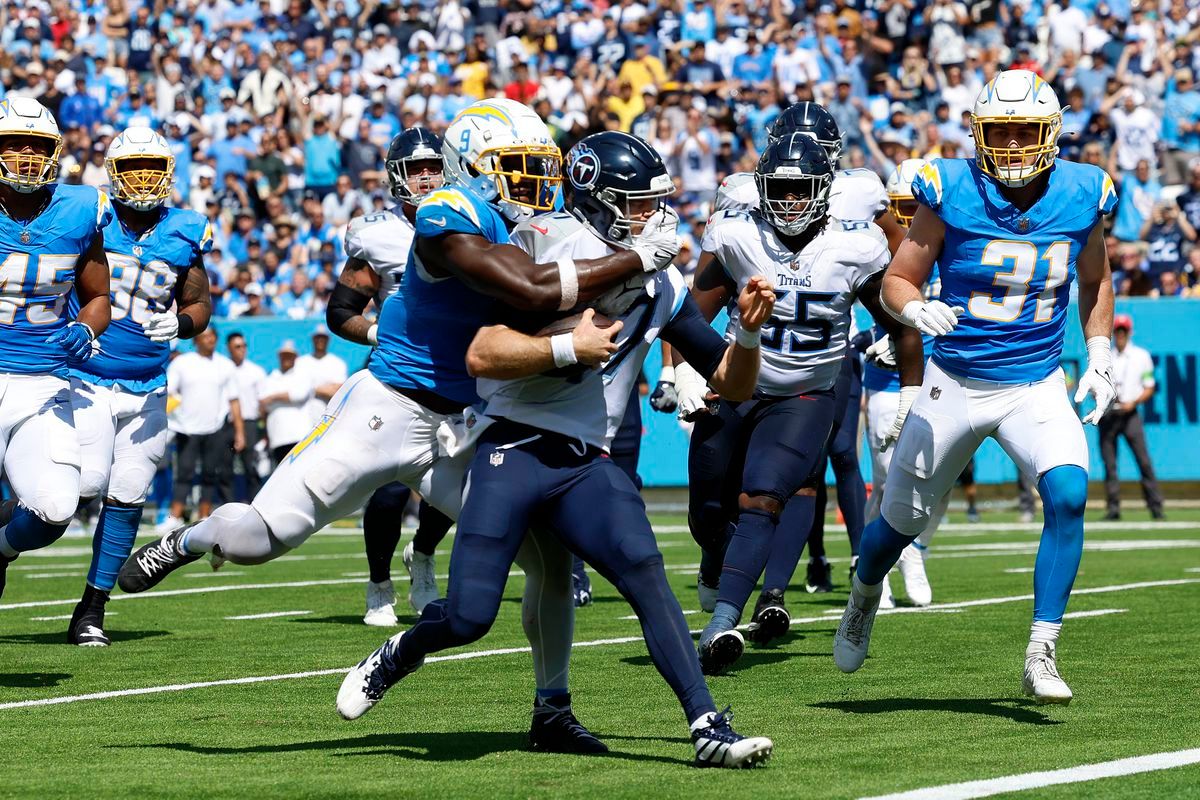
[747,590,790,646]
[848,554,859,585]
[572,567,593,608]
[692,706,773,768]
[698,629,745,676]
[0,552,13,601]
[117,527,201,593]
[805,557,832,594]
[1102,511,1121,521]
[67,601,110,647]
[529,694,608,754]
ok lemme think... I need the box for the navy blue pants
[688,391,836,612]
[398,420,715,723]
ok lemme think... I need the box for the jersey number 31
[970,240,1070,324]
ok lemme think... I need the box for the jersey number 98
[108,253,176,324]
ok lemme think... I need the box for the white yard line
[648,521,1200,536]
[1,579,1192,713]
[1003,568,1035,573]
[23,572,85,579]
[1062,608,1126,619]
[224,610,312,620]
[859,748,1200,800]
[29,613,118,622]
[186,571,246,578]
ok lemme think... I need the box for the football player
[331,127,455,625]
[119,99,679,751]
[678,133,924,675]
[66,126,213,645]
[0,97,112,600]
[337,131,776,767]
[834,71,1117,706]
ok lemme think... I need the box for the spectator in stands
[1162,69,1200,185]
[1176,164,1200,232]
[1101,315,1165,521]
[304,117,342,200]
[259,340,315,465]
[321,175,362,228]
[1114,160,1162,243]
[1142,202,1197,291]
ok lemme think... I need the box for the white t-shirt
[262,367,315,447]
[676,130,717,194]
[233,358,268,422]
[1110,341,1155,407]
[297,352,349,423]
[1110,107,1160,173]
[167,351,239,435]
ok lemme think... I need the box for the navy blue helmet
[386,127,444,203]
[564,131,674,243]
[755,132,834,237]
[768,102,843,165]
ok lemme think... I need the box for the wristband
[1085,335,1111,367]
[734,324,760,349]
[176,313,196,339]
[657,365,675,384]
[556,257,578,311]
[550,333,577,368]
[367,323,379,346]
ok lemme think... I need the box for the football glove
[631,207,681,273]
[1074,335,1116,425]
[649,365,679,413]
[881,385,919,452]
[142,312,180,343]
[47,321,97,365]
[899,300,964,337]
[864,334,898,371]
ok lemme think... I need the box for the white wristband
[657,365,675,384]
[367,324,379,346]
[734,324,760,349]
[1086,335,1111,367]
[550,333,577,368]
[556,257,579,312]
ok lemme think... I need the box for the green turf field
[2,509,1199,800]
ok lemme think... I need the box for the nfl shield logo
[19,230,30,244]
[930,386,942,400]
[1017,217,1031,233]
[133,245,144,257]
[489,451,505,467]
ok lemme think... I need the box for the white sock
[690,711,718,732]
[1029,620,1062,646]
[853,573,884,598]
[0,530,16,559]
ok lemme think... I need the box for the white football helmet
[971,69,1062,188]
[106,126,175,211]
[0,97,63,193]
[441,99,561,222]
[885,158,929,226]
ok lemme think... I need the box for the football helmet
[565,131,674,244]
[106,126,175,211]
[755,132,833,237]
[442,99,561,222]
[768,102,843,165]
[386,127,444,204]
[0,97,63,193]
[971,69,1062,187]
[885,158,929,226]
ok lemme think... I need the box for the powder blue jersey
[862,266,941,393]
[0,184,112,376]
[70,206,213,390]
[368,185,510,406]
[912,158,1116,383]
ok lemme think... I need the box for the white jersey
[713,172,759,213]
[713,168,888,225]
[483,212,687,450]
[343,205,414,304]
[702,209,888,396]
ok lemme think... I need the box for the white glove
[899,300,965,337]
[864,334,898,371]
[142,312,180,343]
[1075,335,1115,425]
[881,385,919,452]
[674,361,711,420]
[630,206,681,272]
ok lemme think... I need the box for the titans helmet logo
[567,144,601,191]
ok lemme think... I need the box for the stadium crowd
[3,0,1200,307]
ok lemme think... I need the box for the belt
[393,385,467,416]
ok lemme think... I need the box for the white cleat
[833,576,882,673]
[155,515,183,535]
[336,631,422,720]
[878,573,896,610]
[402,541,439,614]
[697,574,719,614]
[1023,641,1073,705]
[691,707,773,769]
[363,579,398,627]
[897,544,932,606]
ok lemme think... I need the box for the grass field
[2,508,1199,800]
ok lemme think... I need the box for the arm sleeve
[660,294,730,381]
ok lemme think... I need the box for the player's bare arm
[465,308,623,379]
[883,206,963,337]
[74,231,112,337]
[687,251,736,326]
[858,274,923,389]
[1076,223,1114,342]
[229,397,246,453]
[875,208,908,256]
[327,256,380,346]
[704,276,774,401]
[175,256,213,339]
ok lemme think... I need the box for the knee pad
[30,490,79,528]
[79,469,109,502]
[881,496,931,538]
[1040,465,1088,519]
[209,503,289,565]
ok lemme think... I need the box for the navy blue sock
[0,503,68,556]
[1033,466,1087,623]
[87,503,144,591]
[856,516,917,586]
[715,507,778,616]
[833,457,867,556]
[762,493,816,593]
[412,500,454,556]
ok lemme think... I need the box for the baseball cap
[890,101,909,115]
[311,323,330,338]
[1113,314,1133,332]
[277,339,298,354]
[836,74,852,85]
[373,23,389,35]
[245,282,264,297]
[220,87,236,99]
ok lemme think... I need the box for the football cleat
[0,553,13,600]
[1019,510,1035,524]
[572,566,593,608]
[337,631,424,720]
[833,577,882,673]
[402,541,439,614]
[117,527,201,593]
[747,589,790,646]
[363,579,398,627]
[897,544,931,606]
[155,515,184,534]
[529,694,608,754]
[698,628,745,676]
[967,507,981,523]
[691,707,773,769]
[805,557,833,593]
[878,573,896,610]
[1022,641,1073,705]
[66,601,109,647]
[697,574,719,613]
[847,554,858,585]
